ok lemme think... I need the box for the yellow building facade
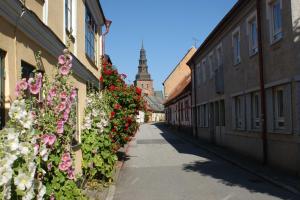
[0,0,106,138]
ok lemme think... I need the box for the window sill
[270,35,283,46]
[249,50,258,58]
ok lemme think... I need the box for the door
[0,51,5,129]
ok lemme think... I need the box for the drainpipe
[257,0,268,165]
[192,62,198,138]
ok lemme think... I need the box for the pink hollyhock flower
[58,162,69,171]
[49,88,57,97]
[67,169,75,180]
[50,195,55,200]
[56,101,66,112]
[47,94,53,105]
[63,110,69,122]
[34,144,39,155]
[70,89,77,101]
[62,152,71,162]
[18,78,28,90]
[57,120,64,134]
[58,55,66,65]
[28,78,41,95]
[15,84,20,97]
[60,91,68,100]
[47,162,53,170]
[59,65,71,76]
[36,73,43,87]
[64,159,72,168]
[43,134,56,146]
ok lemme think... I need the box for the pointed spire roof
[135,42,151,81]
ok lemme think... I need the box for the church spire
[135,42,151,81]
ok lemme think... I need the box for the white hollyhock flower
[37,181,46,200]
[22,186,34,200]
[92,109,99,117]
[19,142,30,155]
[21,114,33,129]
[39,145,49,161]
[96,122,103,129]
[3,182,12,200]
[0,168,13,186]
[7,137,19,152]
[14,172,32,191]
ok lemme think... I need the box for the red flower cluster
[101,63,146,149]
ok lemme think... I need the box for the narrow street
[113,123,298,200]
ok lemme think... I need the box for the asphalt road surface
[113,123,299,200]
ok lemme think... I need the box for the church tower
[134,42,154,96]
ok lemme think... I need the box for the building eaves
[187,0,249,67]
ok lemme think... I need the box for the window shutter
[245,94,252,130]
[283,84,292,132]
[266,88,274,132]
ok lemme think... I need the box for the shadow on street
[153,122,300,200]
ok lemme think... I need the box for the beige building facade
[163,47,196,99]
[0,0,107,138]
[188,0,300,174]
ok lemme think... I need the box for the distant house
[163,47,196,133]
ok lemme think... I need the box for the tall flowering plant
[81,91,117,183]
[0,50,86,199]
[101,63,145,150]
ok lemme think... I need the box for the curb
[105,137,135,200]
[172,131,300,195]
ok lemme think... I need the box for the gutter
[257,0,268,164]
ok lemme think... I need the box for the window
[21,61,35,80]
[202,59,206,83]
[0,51,5,129]
[199,104,208,128]
[208,53,214,79]
[234,96,244,129]
[252,92,260,129]
[85,6,96,62]
[232,29,241,65]
[65,0,73,33]
[274,87,285,129]
[43,0,48,24]
[216,45,223,67]
[248,15,258,55]
[269,0,282,42]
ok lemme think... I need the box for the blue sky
[101,0,237,91]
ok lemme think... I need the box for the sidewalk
[166,124,300,195]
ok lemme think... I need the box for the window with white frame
[65,0,73,33]
[252,92,260,129]
[216,45,223,68]
[235,96,243,128]
[85,6,97,62]
[43,0,48,25]
[274,87,285,129]
[268,0,282,42]
[232,29,241,65]
[208,53,214,79]
[202,59,206,83]
[248,14,258,55]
